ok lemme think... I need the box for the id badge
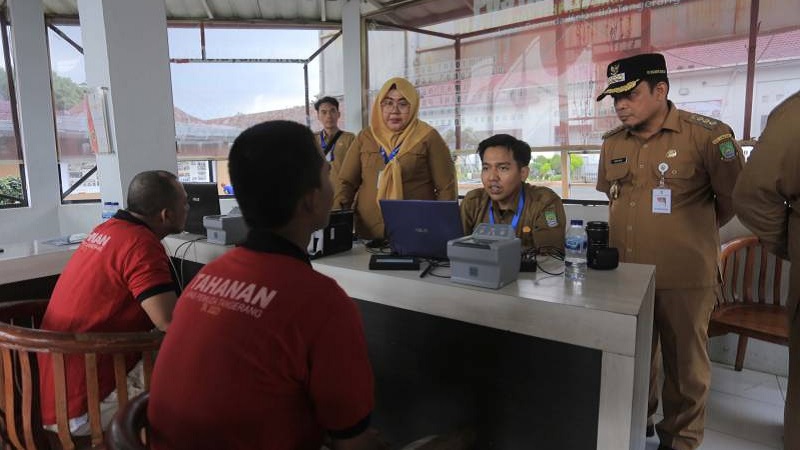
[652,188,671,214]
[376,169,383,189]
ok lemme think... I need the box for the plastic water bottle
[565,219,588,282]
[101,201,119,221]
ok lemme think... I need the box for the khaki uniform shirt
[334,127,457,239]
[597,103,744,289]
[315,130,356,187]
[733,91,800,322]
[460,183,566,251]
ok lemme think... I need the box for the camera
[586,221,618,270]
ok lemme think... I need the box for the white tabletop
[162,235,655,356]
[0,240,78,285]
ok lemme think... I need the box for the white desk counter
[163,235,654,450]
[0,240,78,286]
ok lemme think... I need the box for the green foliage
[529,153,586,181]
[0,175,23,205]
[0,68,85,111]
[51,72,86,111]
[0,69,7,101]
[570,154,584,172]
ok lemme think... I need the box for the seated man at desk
[38,170,188,434]
[460,134,566,251]
[148,120,384,450]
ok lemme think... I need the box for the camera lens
[586,221,609,250]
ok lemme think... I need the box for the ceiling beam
[200,0,214,19]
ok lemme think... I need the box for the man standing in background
[732,90,799,450]
[315,96,355,186]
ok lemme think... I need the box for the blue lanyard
[379,144,401,165]
[489,186,525,230]
[320,132,333,161]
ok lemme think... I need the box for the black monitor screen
[182,182,221,235]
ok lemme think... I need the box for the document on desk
[41,234,87,246]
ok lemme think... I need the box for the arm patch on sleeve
[718,139,737,160]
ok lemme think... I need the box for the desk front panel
[358,299,602,449]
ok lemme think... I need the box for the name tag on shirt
[652,188,671,214]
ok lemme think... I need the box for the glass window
[0,17,25,208]
[168,25,323,195]
[47,22,96,203]
[752,0,800,137]
[356,0,788,200]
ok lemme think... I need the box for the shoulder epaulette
[602,125,625,139]
[682,112,720,130]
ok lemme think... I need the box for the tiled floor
[645,362,787,449]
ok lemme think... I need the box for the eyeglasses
[380,98,411,112]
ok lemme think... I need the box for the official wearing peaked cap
[595,51,744,450]
[596,53,669,101]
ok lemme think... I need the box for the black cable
[179,237,206,288]
[364,246,392,255]
[536,246,565,275]
[419,258,450,278]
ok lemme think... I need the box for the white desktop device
[203,207,248,245]
[447,223,521,289]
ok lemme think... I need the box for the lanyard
[489,186,525,230]
[379,144,401,165]
[320,132,333,161]
[320,131,342,161]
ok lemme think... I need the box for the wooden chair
[0,299,164,449]
[105,392,148,450]
[709,236,790,371]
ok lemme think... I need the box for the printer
[447,223,521,289]
[203,207,248,245]
[307,209,354,258]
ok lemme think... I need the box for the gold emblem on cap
[522,225,532,233]
[666,149,677,158]
[609,64,620,75]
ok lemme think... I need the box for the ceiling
[36,0,475,28]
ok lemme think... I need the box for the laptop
[182,182,221,235]
[379,200,465,260]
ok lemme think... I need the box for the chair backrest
[106,391,148,450]
[0,299,163,450]
[719,236,788,307]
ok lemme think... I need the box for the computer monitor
[182,182,221,235]
[379,200,465,260]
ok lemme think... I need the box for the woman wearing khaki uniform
[334,77,457,239]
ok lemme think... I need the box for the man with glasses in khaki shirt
[596,53,744,450]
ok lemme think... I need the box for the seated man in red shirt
[38,170,188,435]
[148,120,385,450]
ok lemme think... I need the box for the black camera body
[586,221,619,270]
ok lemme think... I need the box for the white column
[77,0,176,206]
[1,0,62,240]
[342,0,368,132]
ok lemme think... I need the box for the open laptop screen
[182,182,221,235]
[379,200,465,260]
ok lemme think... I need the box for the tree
[569,154,584,172]
[0,69,85,111]
[0,69,7,101]
[51,72,86,111]
[0,175,23,205]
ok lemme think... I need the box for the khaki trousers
[647,287,717,450]
[786,315,800,450]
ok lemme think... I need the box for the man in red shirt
[148,121,384,450]
[38,170,188,435]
